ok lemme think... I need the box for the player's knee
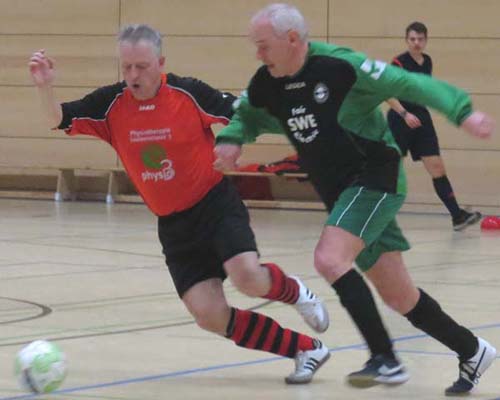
[378,288,417,315]
[381,293,406,314]
[431,168,446,178]
[228,265,262,297]
[314,249,349,282]
[194,315,217,332]
[192,304,228,334]
[427,161,446,177]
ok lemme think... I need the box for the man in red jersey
[28,24,330,383]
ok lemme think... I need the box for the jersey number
[360,59,387,80]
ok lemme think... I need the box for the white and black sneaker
[292,276,330,333]
[285,340,331,384]
[347,354,410,388]
[445,337,497,396]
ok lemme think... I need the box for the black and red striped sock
[261,262,300,304]
[225,308,315,358]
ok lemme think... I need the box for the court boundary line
[1,322,498,400]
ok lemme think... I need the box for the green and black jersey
[217,41,473,209]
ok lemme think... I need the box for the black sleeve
[322,57,357,105]
[247,66,280,113]
[58,82,126,129]
[248,66,276,107]
[167,73,236,120]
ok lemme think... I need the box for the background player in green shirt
[214,3,496,395]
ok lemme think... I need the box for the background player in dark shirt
[387,22,481,231]
[28,24,331,384]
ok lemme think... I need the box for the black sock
[432,176,461,218]
[405,289,478,360]
[332,269,395,359]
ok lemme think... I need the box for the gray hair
[118,24,162,56]
[251,3,308,41]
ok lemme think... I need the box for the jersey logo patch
[285,81,306,90]
[360,59,387,80]
[140,144,175,182]
[287,106,320,143]
[313,83,329,104]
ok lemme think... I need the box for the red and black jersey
[391,51,433,114]
[59,73,236,216]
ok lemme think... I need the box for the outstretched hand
[29,49,56,87]
[213,144,242,171]
[461,111,495,139]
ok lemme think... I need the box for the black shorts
[387,109,440,161]
[158,177,257,298]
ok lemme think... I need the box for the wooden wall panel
[0,0,498,208]
[163,36,258,90]
[239,143,296,165]
[428,95,500,151]
[121,0,328,36]
[0,36,118,87]
[329,0,500,38]
[424,39,500,94]
[0,87,103,138]
[164,36,326,90]
[0,138,118,169]
[329,37,500,93]
[405,149,500,207]
[0,0,119,35]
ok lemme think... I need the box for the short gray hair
[118,24,162,56]
[251,3,308,41]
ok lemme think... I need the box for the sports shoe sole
[347,369,410,388]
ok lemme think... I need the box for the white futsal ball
[15,340,67,393]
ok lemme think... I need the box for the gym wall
[0,0,498,208]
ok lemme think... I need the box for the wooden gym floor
[0,198,499,400]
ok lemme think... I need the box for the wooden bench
[0,167,135,204]
[2,166,498,214]
[0,166,325,210]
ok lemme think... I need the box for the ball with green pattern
[15,340,67,393]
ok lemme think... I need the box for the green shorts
[326,186,410,271]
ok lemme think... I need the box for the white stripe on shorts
[359,192,388,238]
[335,186,364,226]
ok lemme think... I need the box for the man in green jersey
[214,3,496,396]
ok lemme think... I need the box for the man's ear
[159,56,166,68]
[287,30,301,46]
